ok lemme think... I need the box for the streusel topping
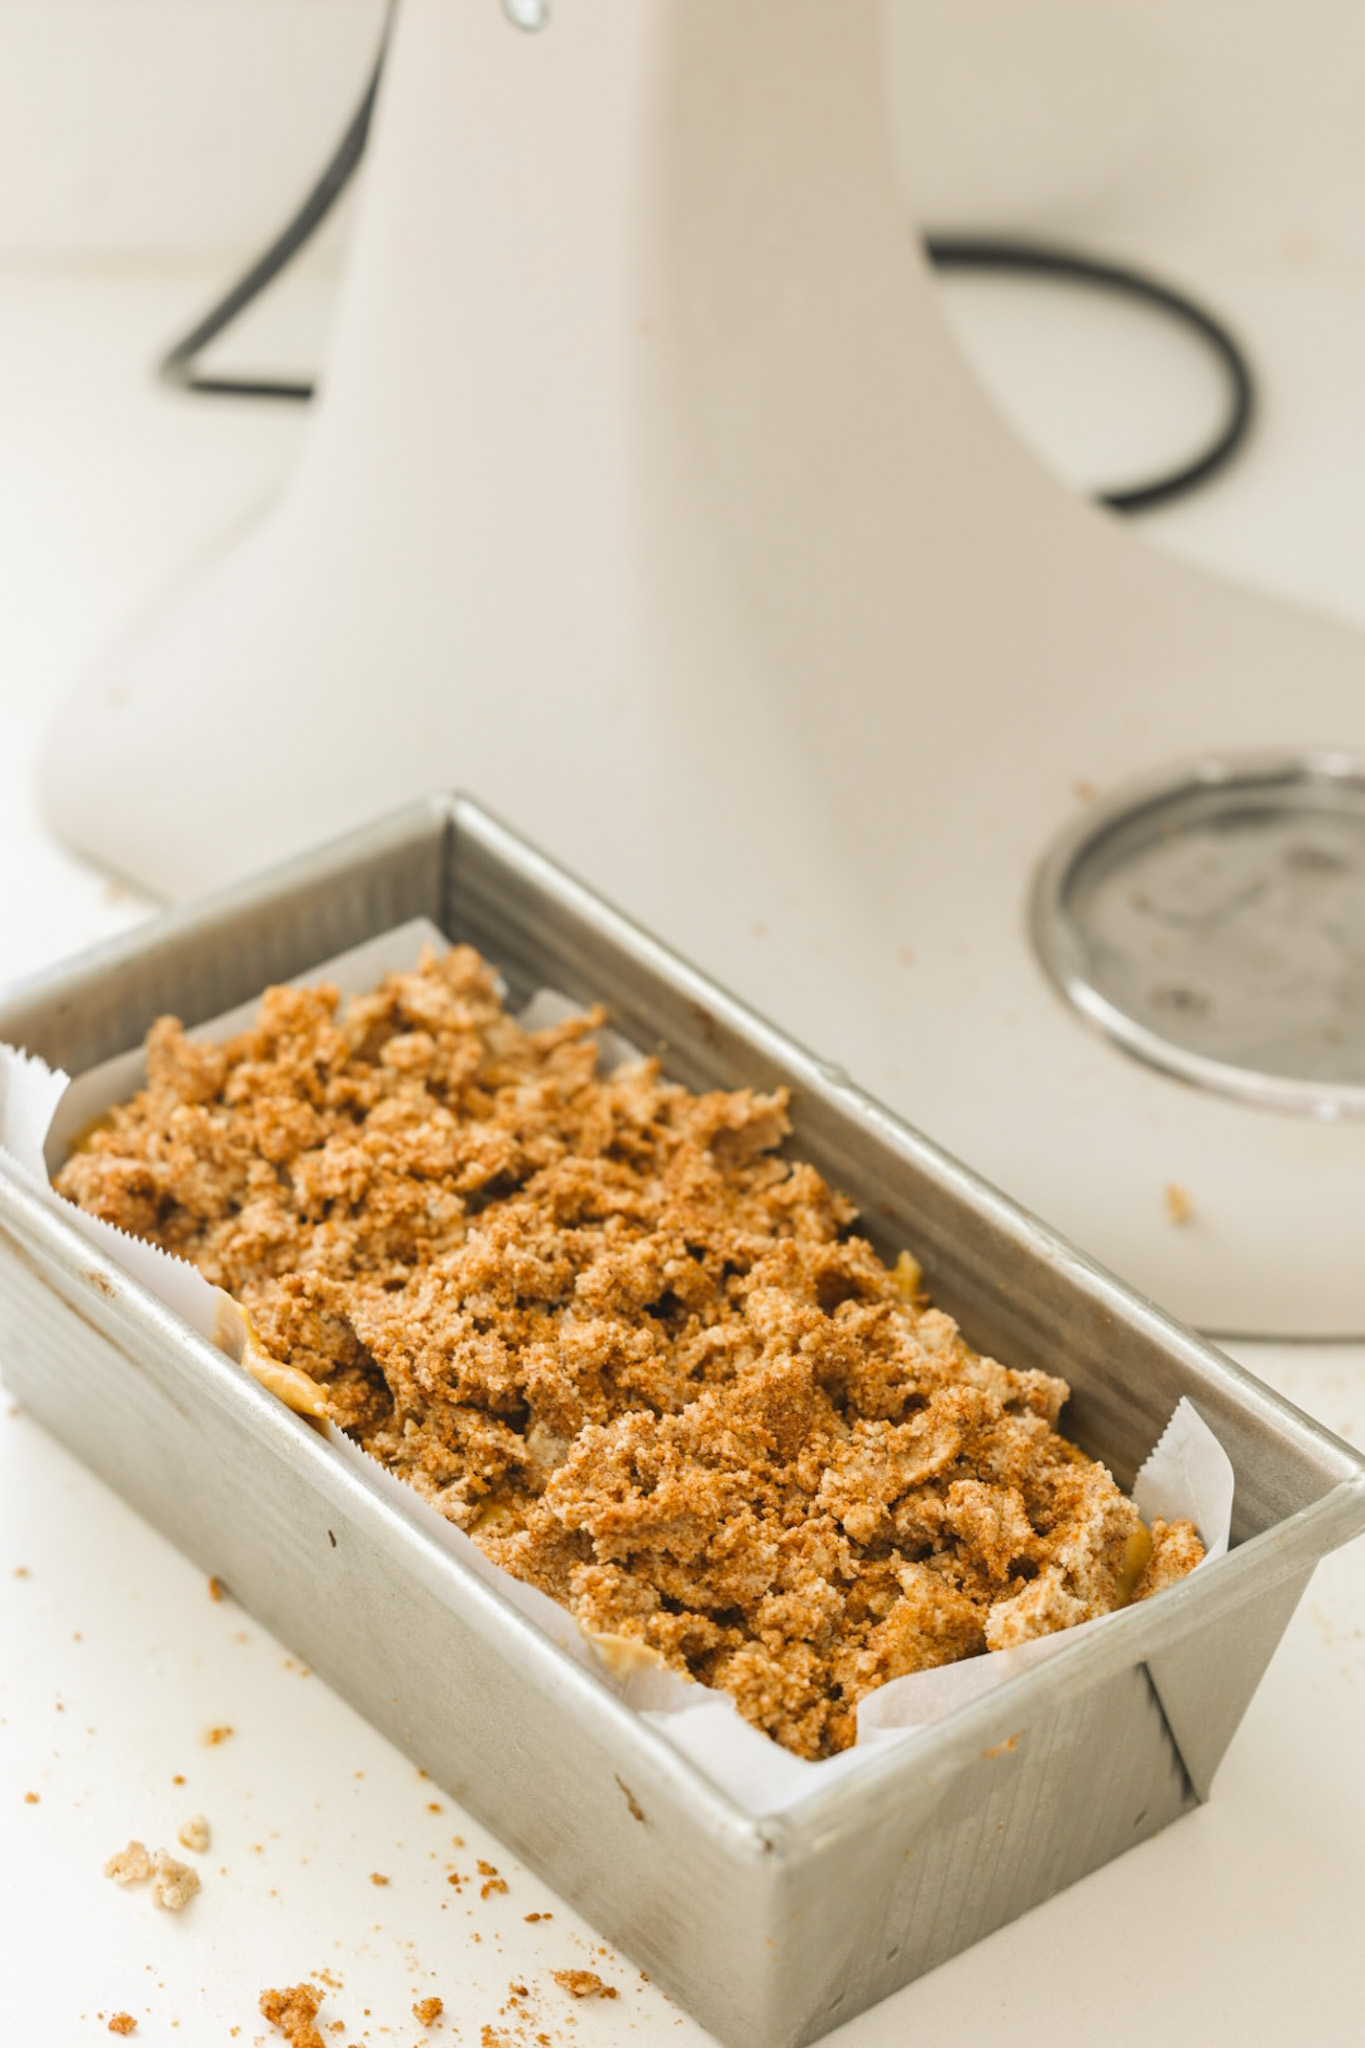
[57,948,1200,1757]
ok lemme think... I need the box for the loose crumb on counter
[553,1970,617,2000]
[104,1841,153,1886]
[204,1725,234,1746]
[151,1850,200,1911]
[177,1815,211,1853]
[58,945,1205,1759]
[107,2016,137,2037]
[260,1983,327,2047]
[1164,1183,1194,1225]
[413,1996,443,2024]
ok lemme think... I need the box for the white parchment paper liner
[0,925,1235,1816]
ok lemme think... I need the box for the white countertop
[2,260,1363,2045]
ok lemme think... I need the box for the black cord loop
[923,233,1255,513]
[156,32,1256,518]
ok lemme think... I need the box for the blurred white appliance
[40,0,1365,1333]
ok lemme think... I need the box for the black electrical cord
[157,10,392,400]
[158,25,1256,515]
[923,234,1255,513]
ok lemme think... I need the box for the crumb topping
[1133,1516,1206,1598]
[57,947,1203,1758]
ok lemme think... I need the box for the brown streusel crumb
[107,2017,137,2037]
[56,947,1204,1759]
[259,1982,326,2047]
[151,1849,200,1911]
[413,1996,443,2024]
[177,1814,211,1853]
[103,1840,153,1886]
[553,1969,617,1999]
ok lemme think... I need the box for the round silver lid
[1030,751,1365,1118]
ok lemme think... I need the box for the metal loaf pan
[1,794,1362,2048]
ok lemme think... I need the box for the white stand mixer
[41,0,1365,1332]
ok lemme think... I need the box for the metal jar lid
[1030,750,1365,1118]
